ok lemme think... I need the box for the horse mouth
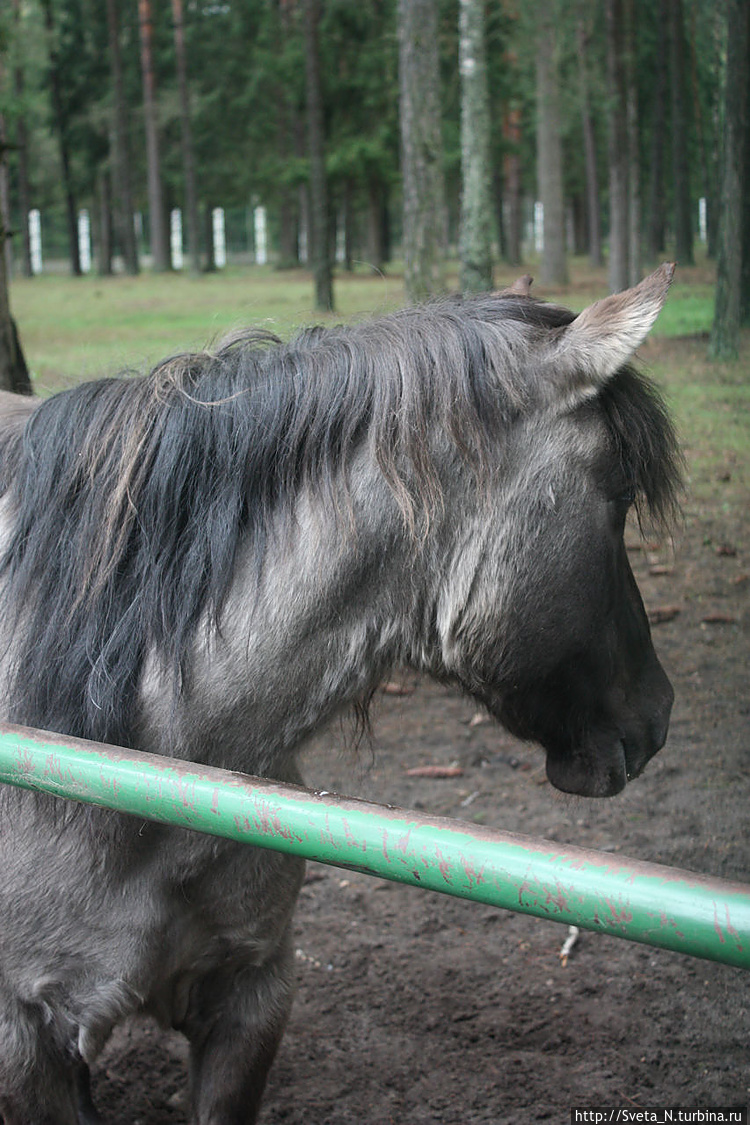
[545,737,654,799]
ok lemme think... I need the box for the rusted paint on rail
[0,721,748,968]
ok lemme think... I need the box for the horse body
[0,267,681,1123]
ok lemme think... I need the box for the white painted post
[335,208,346,264]
[29,209,42,275]
[78,210,92,273]
[534,201,544,253]
[212,207,226,268]
[699,197,707,244]
[298,185,308,263]
[170,208,183,269]
[254,206,267,265]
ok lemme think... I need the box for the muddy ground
[94,354,749,1124]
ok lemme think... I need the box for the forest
[0,0,747,383]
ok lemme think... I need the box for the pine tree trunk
[367,179,386,271]
[0,118,12,281]
[669,0,694,265]
[203,203,216,273]
[741,73,750,325]
[304,0,333,311]
[398,0,446,302]
[138,0,169,272]
[708,0,748,360]
[13,124,33,279]
[341,182,354,272]
[0,280,31,395]
[12,0,33,278]
[625,0,641,285]
[646,0,668,261]
[459,0,493,293]
[606,0,629,292]
[0,189,32,394]
[171,0,201,274]
[686,5,712,254]
[41,0,81,277]
[97,168,114,277]
[107,0,139,274]
[278,195,298,268]
[577,17,602,268]
[276,3,298,268]
[502,107,522,266]
[536,15,568,286]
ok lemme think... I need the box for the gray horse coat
[0,267,681,1124]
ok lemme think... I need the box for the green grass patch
[646,333,749,513]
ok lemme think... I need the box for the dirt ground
[93,357,749,1123]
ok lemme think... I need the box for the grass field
[8,254,748,509]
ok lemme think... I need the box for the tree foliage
[0,0,738,318]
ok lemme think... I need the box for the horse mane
[0,294,681,749]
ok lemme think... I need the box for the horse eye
[608,491,635,520]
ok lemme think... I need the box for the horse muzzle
[544,678,674,799]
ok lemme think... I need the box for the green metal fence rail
[0,721,747,969]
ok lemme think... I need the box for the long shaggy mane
[0,294,681,749]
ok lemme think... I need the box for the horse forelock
[0,295,680,749]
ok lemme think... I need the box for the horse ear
[548,262,675,405]
[497,274,534,298]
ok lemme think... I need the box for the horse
[0,264,681,1124]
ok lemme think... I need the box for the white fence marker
[78,210,92,273]
[29,210,42,275]
[534,201,544,253]
[254,206,267,266]
[170,209,183,270]
[212,208,226,268]
[335,208,346,264]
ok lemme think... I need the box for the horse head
[434,264,680,798]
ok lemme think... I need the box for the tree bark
[502,106,522,266]
[0,202,32,393]
[0,118,12,281]
[669,0,694,265]
[459,0,493,293]
[11,0,33,278]
[536,13,568,286]
[171,0,201,274]
[646,0,668,261]
[708,0,748,360]
[304,0,333,311]
[0,50,30,392]
[367,178,387,272]
[577,16,602,268]
[606,0,629,292]
[138,0,169,272]
[97,168,114,277]
[742,68,750,325]
[203,203,216,273]
[276,2,299,268]
[625,0,641,285]
[398,0,446,302]
[41,0,81,277]
[107,0,139,274]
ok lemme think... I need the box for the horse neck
[142,474,432,780]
